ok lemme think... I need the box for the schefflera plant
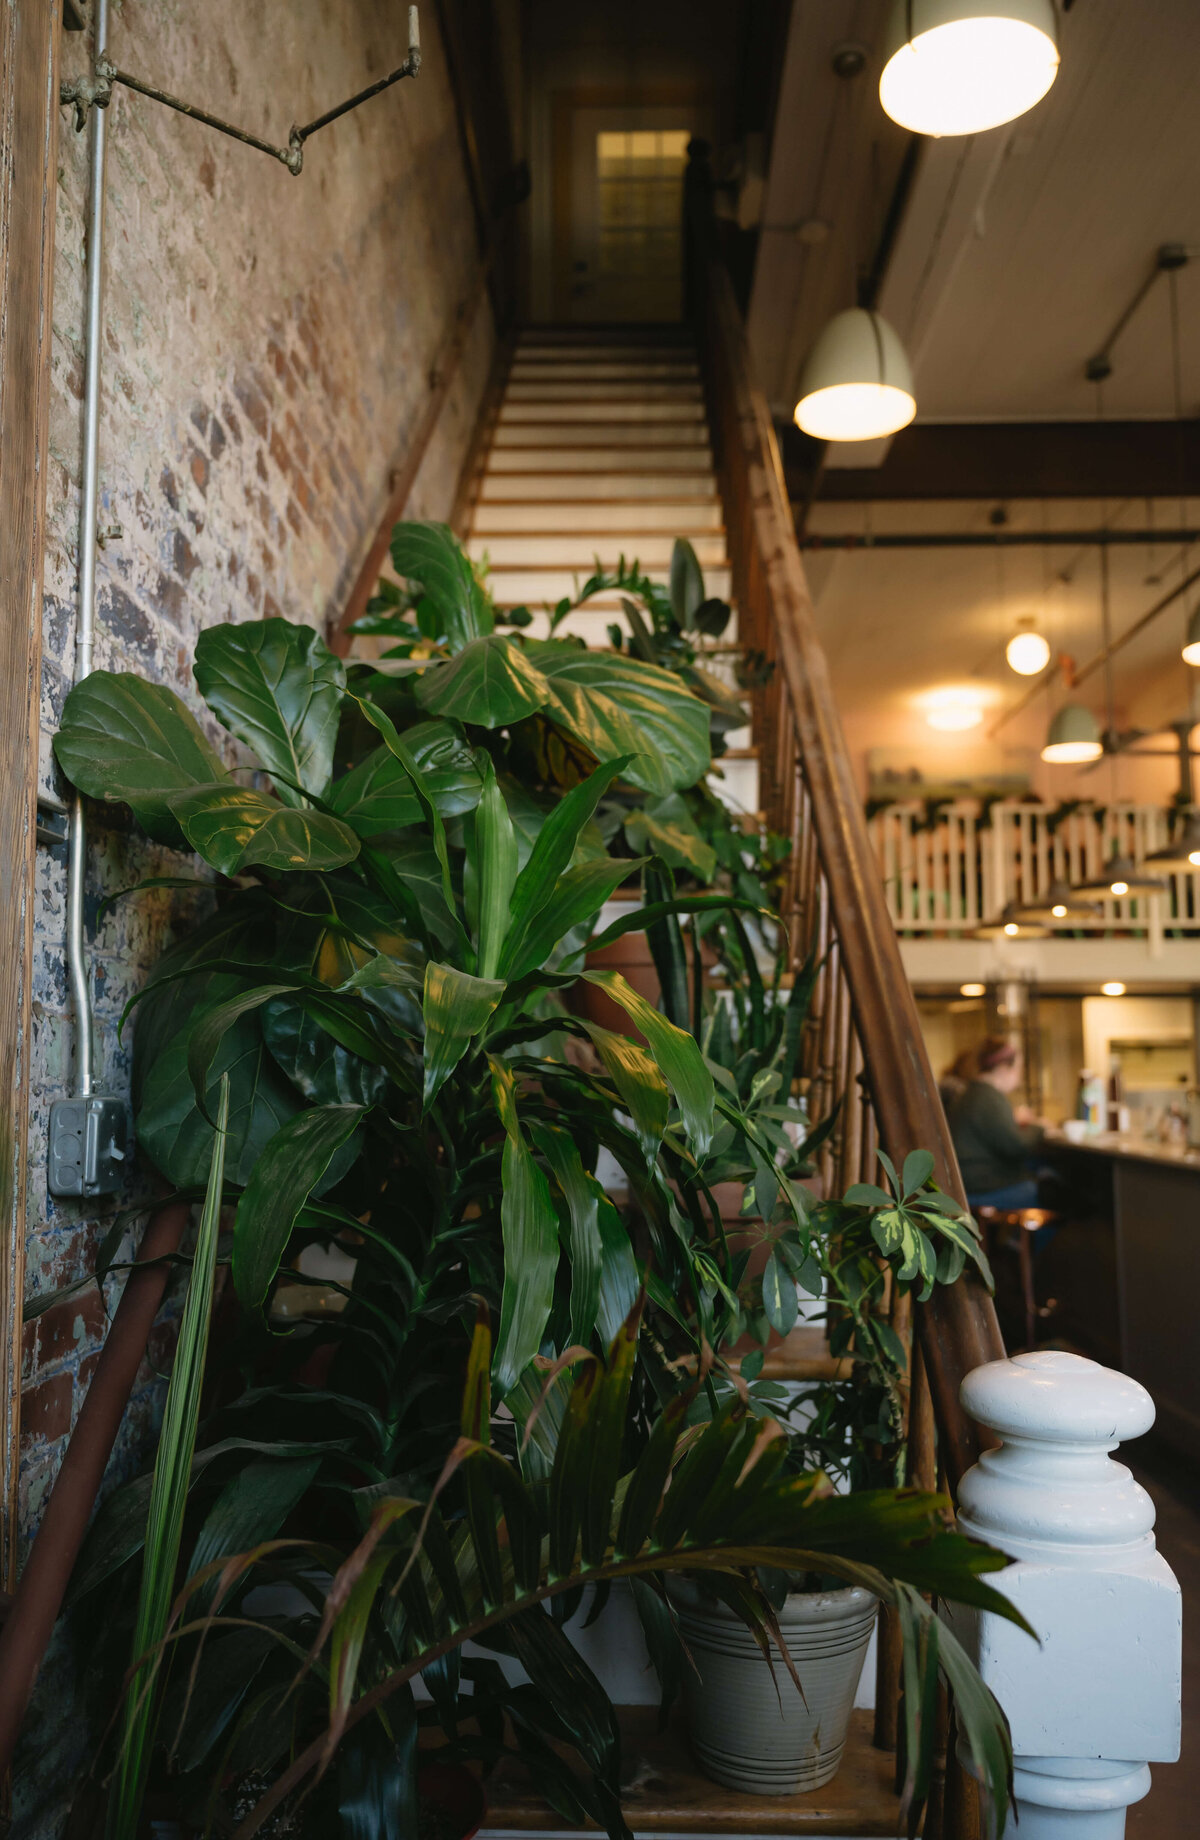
[52,523,762,1463]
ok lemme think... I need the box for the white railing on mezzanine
[867,799,1200,938]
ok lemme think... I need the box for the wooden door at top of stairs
[554,102,712,323]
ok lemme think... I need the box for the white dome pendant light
[880,0,1060,139]
[1041,703,1103,765]
[1006,617,1051,676]
[793,308,916,443]
[1182,604,1200,665]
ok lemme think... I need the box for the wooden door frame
[0,2,61,1585]
[549,82,713,323]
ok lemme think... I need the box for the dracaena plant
[109,1302,1021,1840]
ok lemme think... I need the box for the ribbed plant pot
[670,1580,877,1795]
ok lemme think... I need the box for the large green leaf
[168,784,360,876]
[193,619,346,803]
[325,719,484,836]
[261,997,394,1106]
[507,858,638,981]
[469,759,519,981]
[582,1024,668,1166]
[53,672,230,847]
[390,521,491,652]
[422,962,505,1108]
[415,634,550,727]
[490,1059,560,1396]
[232,1104,368,1308]
[582,969,715,1156]
[524,641,710,795]
[185,1455,320,1593]
[625,794,717,881]
[530,1123,603,1349]
[500,757,631,977]
[136,1012,300,1187]
[669,537,705,627]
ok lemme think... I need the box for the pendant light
[793,308,916,442]
[1006,620,1051,677]
[1142,813,1200,873]
[1071,852,1167,900]
[973,901,1050,941]
[1012,878,1099,923]
[1182,605,1200,665]
[1041,704,1103,764]
[879,0,1060,138]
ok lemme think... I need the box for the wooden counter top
[1047,1131,1200,1173]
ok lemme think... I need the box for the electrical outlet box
[48,1095,128,1198]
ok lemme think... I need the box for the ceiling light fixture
[1071,853,1167,900]
[959,982,986,997]
[794,308,916,442]
[1041,703,1103,764]
[1012,878,1098,923]
[879,0,1060,138]
[921,687,986,731]
[1005,621,1051,676]
[1182,605,1200,665]
[973,901,1049,940]
[1101,982,1127,998]
[1142,812,1200,872]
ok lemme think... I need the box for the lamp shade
[1071,852,1167,899]
[1143,813,1200,873]
[1012,878,1099,923]
[1183,604,1200,666]
[973,901,1049,940]
[1041,704,1103,764]
[793,309,916,442]
[880,0,1060,137]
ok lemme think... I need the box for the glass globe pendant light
[879,0,1060,138]
[1182,605,1200,665]
[793,308,916,442]
[1006,619,1051,676]
[1041,704,1103,764]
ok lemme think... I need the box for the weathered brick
[22,1373,73,1444]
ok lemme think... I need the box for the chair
[975,1206,1058,1351]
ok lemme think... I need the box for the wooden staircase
[459,328,906,1838]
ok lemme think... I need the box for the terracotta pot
[670,1579,877,1795]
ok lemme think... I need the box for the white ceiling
[750,0,1200,425]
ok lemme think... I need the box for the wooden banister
[685,147,1005,1489]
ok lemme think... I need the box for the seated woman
[948,1035,1045,1213]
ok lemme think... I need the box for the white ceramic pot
[671,1580,878,1795]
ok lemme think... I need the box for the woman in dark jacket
[948,1035,1045,1213]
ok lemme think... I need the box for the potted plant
[667,1153,994,1797]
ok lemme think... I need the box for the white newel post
[948,1350,1182,1838]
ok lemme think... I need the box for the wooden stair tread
[478,1707,903,1835]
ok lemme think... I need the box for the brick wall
[17,2,492,1826]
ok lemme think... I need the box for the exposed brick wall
[17,2,492,1826]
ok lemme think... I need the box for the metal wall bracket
[48,1094,128,1198]
[60,6,421,176]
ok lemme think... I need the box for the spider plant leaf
[108,1075,230,1840]
[500,756,633,976]
[529,1123,604,1350]
[193,618,346,805]
[469,758,518,980]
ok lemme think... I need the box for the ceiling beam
[783,418,1200,504]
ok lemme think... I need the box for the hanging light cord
[1168,268,1195,728]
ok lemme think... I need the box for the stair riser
[509,362,700,382]
[505,383,704,405]
[491,427,711,451]
[486,565,733,606]
[472,534,727,568]
[479,471,718,499]
[472,502,723,534]
[498,401,707,425]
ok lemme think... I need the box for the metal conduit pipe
[0,1201,191,1772]
[66,0,109,1100]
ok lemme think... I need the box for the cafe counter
[1046,1131,1200,1461]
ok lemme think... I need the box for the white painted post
[947,1350,1181,1838]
